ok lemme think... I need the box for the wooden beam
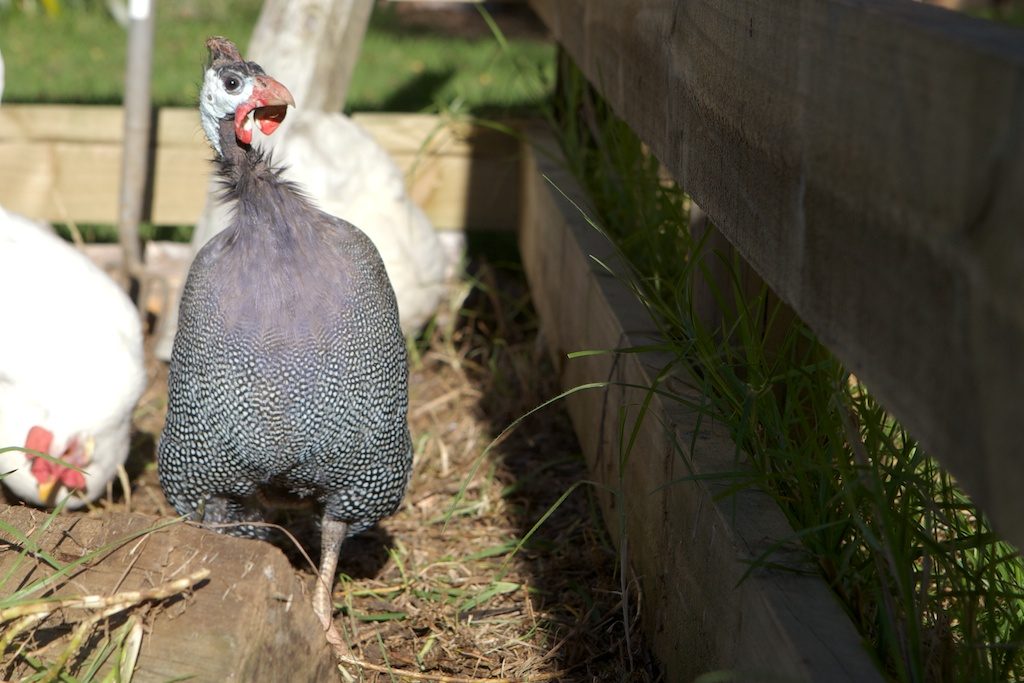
[0,106,519,230]
[530,0,1024,548]
[520,131,883,682]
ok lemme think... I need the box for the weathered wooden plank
[357,112,515,157]
[0,105,126,143]
[0,107,502,155]
[530,0,1024,548]
[520,131,882,682]
[0,505,338,682]
[0,106,519,230]
[150,144,208,224]
[0,141,123,222]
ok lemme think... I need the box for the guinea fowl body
[160,115,411,537]
[157,38,412,638]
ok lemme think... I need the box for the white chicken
[0,46,146,509]
[0,215,146,508]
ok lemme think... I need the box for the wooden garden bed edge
[518,128,883,682]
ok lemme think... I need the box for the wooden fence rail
[529,0,1024,551]
[0,106,518,232]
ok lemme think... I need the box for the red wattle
[24,426,87,492]
[60,468,87,491]
[234,105,255,145]
[29,453,57,479]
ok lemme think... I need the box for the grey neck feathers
[202,117,357,337]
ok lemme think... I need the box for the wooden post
[116,0,155,294]
[248,0,374,113]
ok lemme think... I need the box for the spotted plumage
[158,37,411,631]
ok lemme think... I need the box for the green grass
[351,6,553,115]
[551,55,1024,682]
[0,1,554,113]
[972,4,1024,27]
[54,223,193,244]
[0,1,262,106]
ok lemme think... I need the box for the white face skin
[199,67,255,156]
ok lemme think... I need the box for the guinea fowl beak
[234,75,296,146]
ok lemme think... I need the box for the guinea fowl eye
[223,75,242,93]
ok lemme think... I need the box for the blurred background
[0,0,554,113]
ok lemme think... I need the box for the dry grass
[1,256,659,681]
[320,262,659,682]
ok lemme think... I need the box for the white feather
[270,111,450,331]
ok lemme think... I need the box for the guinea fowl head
[199,36,295,157]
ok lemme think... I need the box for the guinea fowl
[153,12,453,362]
[158,37,412,632]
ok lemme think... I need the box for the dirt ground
[2,255,660,681]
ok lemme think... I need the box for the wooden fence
[0,106,519,232]
[529,0,1024,553]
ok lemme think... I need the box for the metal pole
[117,0,155,297]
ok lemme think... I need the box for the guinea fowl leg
[313,516,347,629]
[315,516,354,659]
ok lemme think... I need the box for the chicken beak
[234,75,295,145]
[37,479,58,505]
